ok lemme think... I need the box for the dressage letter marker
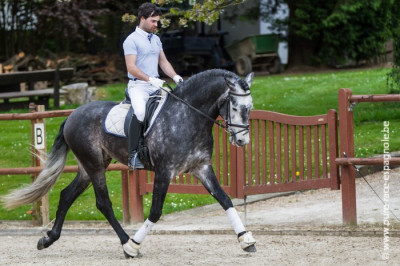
[34,123,45,149]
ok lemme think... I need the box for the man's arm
[158,50,178,79]
[125,54,151,81]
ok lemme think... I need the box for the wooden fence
[2,88,399,225]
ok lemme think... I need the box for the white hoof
[238,231,257,252]
[123,239,141,258]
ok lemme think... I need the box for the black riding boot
[128,114,144,170]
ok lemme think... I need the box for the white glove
[148,77,165,88]
[173,75,183,84]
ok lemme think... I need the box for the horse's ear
[245,72,254,88]
[224,76,237,90]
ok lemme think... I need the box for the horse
[1,69,256,258]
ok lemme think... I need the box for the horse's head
[219,72,254,147]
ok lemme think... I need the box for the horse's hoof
[244,244,257,253]
[239,231,257,252]
[124,251,142,259]
[37,237,49,250]
[122,239,141,258]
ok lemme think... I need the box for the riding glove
[148,77,165,88]
[173,75,183,84]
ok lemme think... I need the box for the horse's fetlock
[123,239,141,258]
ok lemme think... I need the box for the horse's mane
[173,69,239,96]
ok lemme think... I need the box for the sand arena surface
[0,168,399,265]
[0,234,399,265]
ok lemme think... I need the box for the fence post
[121,170,130,224]
[229,144,238,198]
[33,104,50,226]
[338,89,357,225]
[29,103,37,223]
[327,109,340,190]
[236,147,246,199]
[129,170,144,223]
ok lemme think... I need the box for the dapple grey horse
[2,69,256,257]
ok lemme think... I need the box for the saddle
[104,89,168,169]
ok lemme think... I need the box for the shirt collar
[136,27,153,40]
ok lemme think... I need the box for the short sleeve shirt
[123,27,163,79]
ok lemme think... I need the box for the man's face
[140,15,160,33]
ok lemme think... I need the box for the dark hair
[138,3,162,20]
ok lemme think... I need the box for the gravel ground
[0,234,399,266]
[0,168,399,265]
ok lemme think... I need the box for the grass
[0,67,399,222]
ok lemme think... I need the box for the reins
[160,83,251,133]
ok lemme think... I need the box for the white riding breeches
[127,79,159,122]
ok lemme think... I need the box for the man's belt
[129,76,159,82]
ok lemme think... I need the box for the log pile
[0,52,127,85]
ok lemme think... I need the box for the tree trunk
[285,1,318,69]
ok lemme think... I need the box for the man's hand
[148,77,165,88]
[173,75,183,84]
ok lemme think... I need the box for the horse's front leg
[192,165,256,252]
[123,169,171,258]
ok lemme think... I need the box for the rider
[123,2,183,169]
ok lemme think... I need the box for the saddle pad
[104,89,168,138]
[104,103,130,138]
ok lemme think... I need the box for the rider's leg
[127,81,149,169]
[128,114,144,169]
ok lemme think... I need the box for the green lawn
[0,67,399,222]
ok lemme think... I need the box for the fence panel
[238,110,339,198]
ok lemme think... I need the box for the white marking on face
[228,88,253,146]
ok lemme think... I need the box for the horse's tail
[1,119,69,209]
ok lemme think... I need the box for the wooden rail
[338,88,400,225]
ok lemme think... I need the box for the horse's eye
[232,107,238,112]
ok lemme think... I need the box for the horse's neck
[175,77,226,117]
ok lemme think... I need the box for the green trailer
[225,34,282,76]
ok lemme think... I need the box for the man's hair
[138,3,162,20]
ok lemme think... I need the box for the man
[123,3,183,169]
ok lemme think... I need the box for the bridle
[224,91,251,138]
[161,83,251,136]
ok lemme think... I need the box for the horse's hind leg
[192,165,257,252]
[87,168,137,257]
[37,169,91,250]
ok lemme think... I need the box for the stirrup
[128,152,144,170]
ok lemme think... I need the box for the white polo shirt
[123,27,163,80]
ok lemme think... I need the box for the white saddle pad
[104,103,130,138]
[104,90,168,138]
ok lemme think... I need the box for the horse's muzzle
[230,135,249,147]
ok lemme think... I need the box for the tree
[0,0,37,60]
[0,0,137,60]
[138,0,398,68]
[261,0,398,67]
[122,0,247,27]
[386,0,400,93]
[34,0,111,53]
